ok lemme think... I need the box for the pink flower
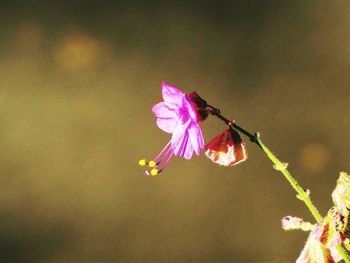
[205,128,247,166]
[139,82,207,176]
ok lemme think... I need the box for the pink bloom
[205,128,247,166]
[139,82,207,176]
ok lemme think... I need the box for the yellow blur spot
[138,159,146,166]
[299,143,330,173]
[148,161,156,168]
[54,30,112,72]
[151,169,158,176]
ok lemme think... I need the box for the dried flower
[283,172,350,262]
[139,82,207,175]
[205,128,247,166]
[296,217,343,263]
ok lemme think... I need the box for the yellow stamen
[149,160,156,168]
[151,169,158,176]
[138,159,146,166]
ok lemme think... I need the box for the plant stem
[336,244,350,263]
[255,134,322,223]
[208,105,350,262]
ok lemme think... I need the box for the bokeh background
[0,0,349,262]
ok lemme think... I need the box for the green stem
[255,134,323,223]
[336,244,350,263]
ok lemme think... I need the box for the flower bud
[205,128,247,166]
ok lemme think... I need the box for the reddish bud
[205,128,247,166]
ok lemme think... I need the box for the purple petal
[171,119,191,157]
[156,118,178,133]
[152,102,180,133]
[161,82,185,107]
[176,134,189,157]
[183,138,194,160]
[152,102,178,119]
[172,130,187,156]
[188,123,204,156]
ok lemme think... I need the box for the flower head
[205,128,247,166]
[139,82,207,175]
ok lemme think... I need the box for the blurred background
[0,0,349,262]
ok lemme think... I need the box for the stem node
[273,162,289,171]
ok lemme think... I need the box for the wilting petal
[230,129,247,165]
[297,235,334,263]
[161,82,185,107]
[296,219,343,263]
[205,129,247,166]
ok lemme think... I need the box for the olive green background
[0,0,349,262]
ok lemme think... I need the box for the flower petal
[152,102,180,133]
[204,129,247,166]
[171,119,191,157]
[188,123,204,156]
[174,133,188,157]
[152,102,178,119]
[297,220,343,263]
[161,82,185,107]
[296,235,334,263]
[183,137,194,160]
[156,118,178,133]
